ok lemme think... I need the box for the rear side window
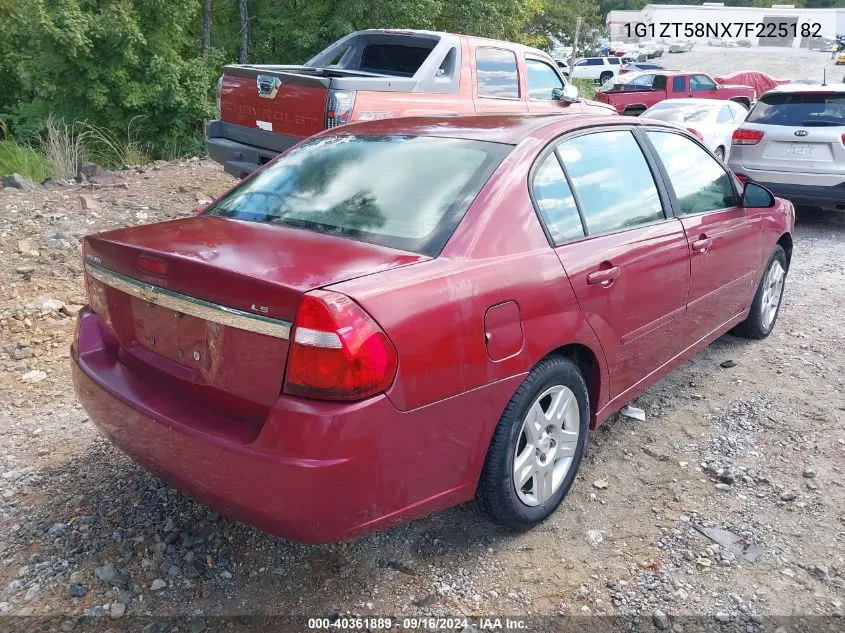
[207,135,510,256]
[531,154,585,244]
[558,131,664,234]
[747,92,845,126]
[608,58,621,65]
[673,76,686,92]
[360,44,433,75]
[647,131,736,215]
[476,48,519,99]
[716,105,733,123]
[526,59,563,100]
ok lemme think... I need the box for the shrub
[0,139,50,182]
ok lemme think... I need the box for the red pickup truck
[594,71,756,116]
[208,29,614,177]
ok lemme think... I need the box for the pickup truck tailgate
[220,68,328,139]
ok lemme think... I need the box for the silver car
[728,84,845,211]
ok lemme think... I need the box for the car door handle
[586,265,621,286]
[691,237,712,253]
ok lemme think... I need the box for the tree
[238,0,249,63]
[202,0,212,59]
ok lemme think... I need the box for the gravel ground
[0,47,843,633]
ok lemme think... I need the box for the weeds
[81,117,149,168]
[0,139,50,182]
[43,116,84,179]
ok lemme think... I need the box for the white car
[668,40,694,53]
[566,56,623,83]
[641,99,749,161]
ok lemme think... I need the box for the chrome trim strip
[85,262,292,340]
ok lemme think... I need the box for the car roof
[768,83,845,94]
[357,28,553,60]
[322,114,670,145]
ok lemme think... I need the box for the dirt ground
[0,47,843,633]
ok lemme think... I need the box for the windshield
[206,135,510,256]
[747,92,845,127]
[599,72,664,93]
[644,105,713,123]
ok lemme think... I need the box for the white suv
[728,84,845,212]
[562,57,622,84]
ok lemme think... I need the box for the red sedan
[72,115,794,543]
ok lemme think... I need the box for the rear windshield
[645,105,712,122]
[747,92,845,127]
[361,44,433,75]
[206,135,510,256]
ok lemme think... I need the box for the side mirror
[741,181,775,208]
[554,84,579,102]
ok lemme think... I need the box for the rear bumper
[206,120,300,178]
[72,308,520,542]
[729,162,845,209]
[759,182,845,209]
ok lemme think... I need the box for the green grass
[0,139,50,182]
[572,78,597,100]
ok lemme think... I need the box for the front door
[644,129,762,344]
[532,128,691,400]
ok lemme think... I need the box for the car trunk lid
[83,216,428,422]
[738,123,845,175]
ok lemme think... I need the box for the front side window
[647,131,736,215]
[557,130,664,235]
[526,58,564,100]
[531,153,585,244]
[207,135,510,255]
[690,74,717,91]
[476,47,519,99]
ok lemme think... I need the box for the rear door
[473,46,528,114]
[735,90,845,176]
[643,129,762,344]
[531,128,691,400]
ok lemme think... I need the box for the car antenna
[822,68,827,86]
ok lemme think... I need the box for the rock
[60,304,84,317]
[2,173,37,190]
[653,609,669,630]
[95,563,120,584]
[573,584,590,600]
[812,565,829,580]
[34,296,65,311]
[24,584,40,601]
[110,602,127,620]
[150,578,167,591]
[586,529,604,546]
[78,194,101,211]
[10,348,31,361]
[17,239,33,254]
[593,479,608,490]
[69,571,85,584]
[715,483,732,492]
[802,467,817,479]
[779,491,797,502]
[189,619,207,633]
[720,360,737,368]
[78,162,103,178]
[68,584,86,597]
[718,470,735,484]
[714,612,731,623]
[20,370,47,383]
[47,522,68,536]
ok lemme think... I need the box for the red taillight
[284,290,397,401]
[136,255,168,276]
[732,128,764,145]
[325,90,356,128]
[841,133,845,146]
[686,127,704,141]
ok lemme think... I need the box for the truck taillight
[216,75,223,119]
[284,290,397,401]
[732,129,763,145]
[325,90,356,128]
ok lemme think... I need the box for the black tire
[733,245,788,340]
[714,146,725,161]
[475,355,590,531]
[599,71,613,84]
